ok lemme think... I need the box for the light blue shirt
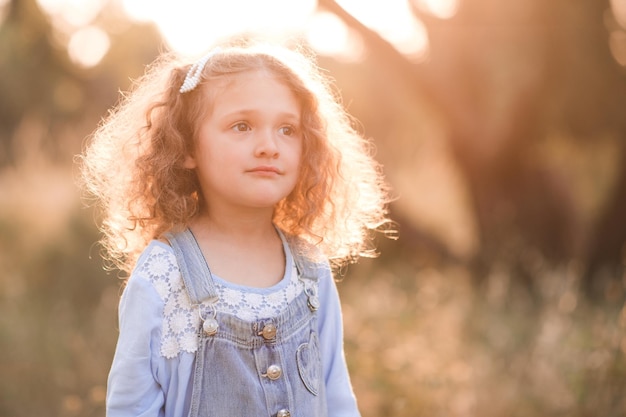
[106,239,360,417]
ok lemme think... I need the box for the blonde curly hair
[80,39,393,276]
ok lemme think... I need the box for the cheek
[294,144,303,166]
[292,138,304,165]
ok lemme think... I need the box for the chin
[250,198,284,208]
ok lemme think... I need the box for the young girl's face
[185,69,303,215]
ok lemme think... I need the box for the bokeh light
[67,25,110,67]
[36,0,110,67]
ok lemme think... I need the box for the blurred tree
[584,143,626,297]
[0,0,163,167]
[0,0,85,165]
[548,0,626,298]
[320,0,626,294]
[0,2,164,415]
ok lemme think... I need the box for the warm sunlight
[0,0,9,26]
[121,0,317,57]
[121,0,430,58]
[610,0,626,66]
[37,0,104,29]
[336,0,430,58]
[611,0,626,28]
[7,0,626,416]
[34,0,438,63]
[305,11,365,61]
[417,0,459,19]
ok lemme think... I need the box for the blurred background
[1,0,626,415]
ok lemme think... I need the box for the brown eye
[279,125,294,136]
[232,122,251,132]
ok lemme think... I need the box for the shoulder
[120,240,181,315]
[283,232,331,277]
[130,240,182,300]
[134,239,177,273]
[283,233,321,258]
[129,239,202,359]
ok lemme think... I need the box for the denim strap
[165,228,219,305]
[284,234,323,286]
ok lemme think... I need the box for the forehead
[202,69,302,117]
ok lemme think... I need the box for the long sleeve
[106,271,166,417]
[317,269,361,417]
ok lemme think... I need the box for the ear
[183,154,197,169]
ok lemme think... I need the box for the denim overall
[166,229,328,417]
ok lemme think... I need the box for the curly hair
[79,39,393,276]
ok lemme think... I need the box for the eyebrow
[218,109,301,122]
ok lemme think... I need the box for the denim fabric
[166,229,328,417]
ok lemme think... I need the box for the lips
[247,166,282,175]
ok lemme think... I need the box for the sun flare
[122,0,317,57]
[34,0,443,64]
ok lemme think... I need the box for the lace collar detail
[134,240,315,359]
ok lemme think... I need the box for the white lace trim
[136,242,313,359]
[212,265,303,322]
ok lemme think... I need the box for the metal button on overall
[260,323,277,340]
[307,295,320,312]
[276,409,290,417]
[266,365,282,380]
[202,318,219,336]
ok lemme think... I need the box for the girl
[81,38,392,417]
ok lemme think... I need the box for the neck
[187,205,286,288]
[190,205,277,243]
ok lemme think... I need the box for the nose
[254,128,279,158]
